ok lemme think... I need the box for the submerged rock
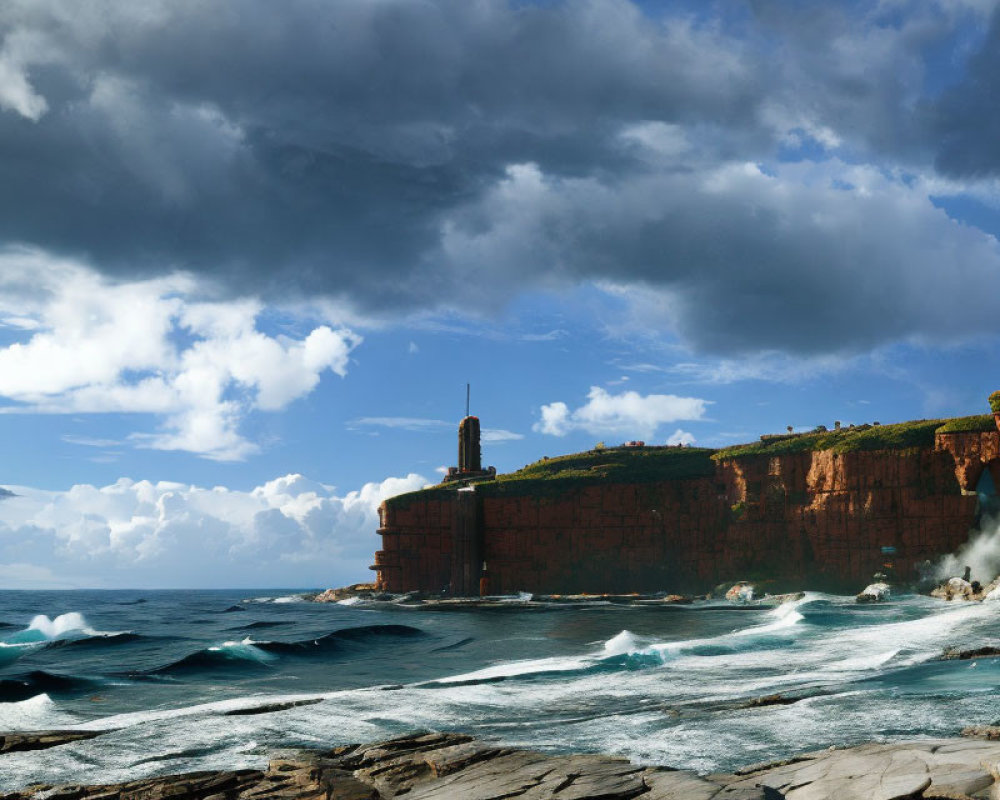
[855,582,890,603]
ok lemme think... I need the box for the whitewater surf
[2,588,1000,790]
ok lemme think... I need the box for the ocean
[1,589,999,791]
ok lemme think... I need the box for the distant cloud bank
[0,472,427,589]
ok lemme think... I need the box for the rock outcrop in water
[12,730,1000,800]
[928,574,1000,602]
[855,581,890,602]
[0,729,103,754]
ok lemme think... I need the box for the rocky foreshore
[10,729,1000,800]
[307,582,812,608]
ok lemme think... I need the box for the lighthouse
[458,415,481,473]
[443,385,496,483]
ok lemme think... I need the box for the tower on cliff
[458,416,481,472]
[444,385,496,483]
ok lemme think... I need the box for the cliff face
[374,429,1000,595]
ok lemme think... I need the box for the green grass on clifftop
[484,446,718,496]
[935,414,997,434]
[385,414,997,507]
[711,417,978,460]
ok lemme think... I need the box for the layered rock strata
[376,430,1000,595]
[12,730,1000,800]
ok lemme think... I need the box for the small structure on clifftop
[443,386,496,484]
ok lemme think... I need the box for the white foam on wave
[426,610,809,687]
[272,594,307,604]
[432,654,592,684]
[208,637,277,664]
[30,612,94,639]
[823,649,901,672]
[430,627,675,685]
[0,693,76,731]
[3,612,125,645]
[499,591,533,602]
[822,598,992,667]
[71,690,341,732]
[734,597,806,637]
[604,630,641,656]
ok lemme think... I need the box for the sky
[1,0,1000,588]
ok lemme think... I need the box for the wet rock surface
[855,581,890,603]
[10,731,1000,799]
[941,645,1000,660]
[929,574,1000,602]
[221,698,324,716]
[0,730,104,754]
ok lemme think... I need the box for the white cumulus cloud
[0,472,428,589]
[666,429,696,446]
[534,386,709,438]
[0,248,361,460]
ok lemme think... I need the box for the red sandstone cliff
[374,430,1000,595]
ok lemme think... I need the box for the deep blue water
[2,589,1000,790]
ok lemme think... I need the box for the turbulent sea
[2,589,1000,790]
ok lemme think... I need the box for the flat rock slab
[0,730,105,755]
[10,731,1000,799]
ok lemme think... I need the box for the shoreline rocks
[310,583,381,603]
[11,730,1000,799]
[724,581,756,603]
[929,574,1000,602]
[0,730,105,755]
[855,581,890,603]
[941,645,1000,661]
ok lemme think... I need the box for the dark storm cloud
[0,0,761,298]
[436,160,1000,355]
[0,0,998,356]
[929,7,1000,176]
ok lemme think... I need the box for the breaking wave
[144,624,426,676]
[427,597,812,687]
[146,638,278,675]
[0,670,103,703]
[0,612,134,666]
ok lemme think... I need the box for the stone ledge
[9,731,1000,799]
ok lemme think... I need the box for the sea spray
[4,612,95,644]
[934,514,1000,585]
[1,611,124,654]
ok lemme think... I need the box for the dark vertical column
[458,416,482,473]
[450,489,482,595]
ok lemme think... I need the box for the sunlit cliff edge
[373,414,1000,595]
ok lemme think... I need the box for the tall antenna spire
[466,383,470,418]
